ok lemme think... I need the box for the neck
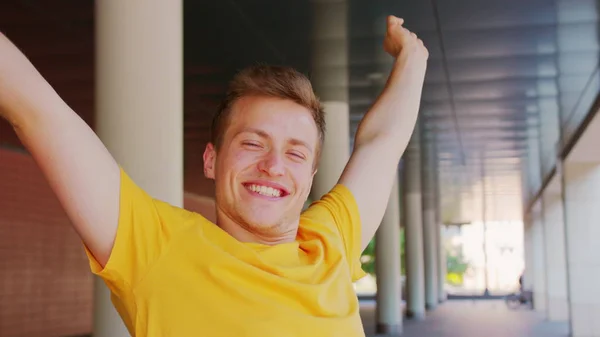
[215,208,298,245]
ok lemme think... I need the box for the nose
[258,150,285,176]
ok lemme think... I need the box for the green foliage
[446,250,469,274]
[445,249,470,285]
[360,229,406,276]
[361,238,376,275]
[360,229,471,287]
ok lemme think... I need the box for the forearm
[0,33,67,131]
[339,16,428,250]
[353,56,426,154]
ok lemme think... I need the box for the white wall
[564,162,600,336]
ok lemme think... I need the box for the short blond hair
[210,65,325,157]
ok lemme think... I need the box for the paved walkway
[360,299,569,337]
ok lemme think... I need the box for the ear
[203,143,217,180]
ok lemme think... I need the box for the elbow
[1,98,29,132]
[353,128,374,149]
[353,125,395,149]
[5,109,37,143]
[1,111,20,131]
[4,111,27,135]
[7,115,21,131]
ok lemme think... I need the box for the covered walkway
[1,0,599,336]
[360,300,569,337]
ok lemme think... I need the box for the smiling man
[205,72,326,246]
[0,15,427,337]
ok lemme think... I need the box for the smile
[247,184,282,197]
[243,182,289,198]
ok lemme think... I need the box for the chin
[243,213,287,232]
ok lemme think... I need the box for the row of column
[401,123,446,323]
[351,119,447,335]
[318,114,446,333]
[525,159,600,337]
[311,1,448,333]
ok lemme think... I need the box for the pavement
[360,299,569,337]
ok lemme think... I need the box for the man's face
[203,95,319,237]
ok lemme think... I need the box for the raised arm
[338,16,428,251]
[0,33,120,266]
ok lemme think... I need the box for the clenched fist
[383,16,429,64]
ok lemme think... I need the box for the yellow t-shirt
[85,168,367,336]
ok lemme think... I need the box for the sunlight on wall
[445,220,524,295]
[355,220,525,297]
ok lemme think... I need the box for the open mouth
[243,182,289,198]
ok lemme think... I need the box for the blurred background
[0,0,599,336]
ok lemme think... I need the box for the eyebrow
[237,127,313,154]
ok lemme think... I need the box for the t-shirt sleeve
[303,184,366,282]
[83,167,187,296]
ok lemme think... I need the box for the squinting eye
[242,141,261,148]
[288,151,306,160]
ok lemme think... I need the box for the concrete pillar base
[405,311,426,321]
[376,323,402,336]
[426,303,438,310]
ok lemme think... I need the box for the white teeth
[248,184,282,197]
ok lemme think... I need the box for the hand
[383,16,429,63]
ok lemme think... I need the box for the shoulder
[301,184,366,282]
[300,183,361,242]
[119,167,212,228]
[302,184,359,222]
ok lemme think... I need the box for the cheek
[290,164,314,191]
[234,150,252,164]
[223,149,258,175]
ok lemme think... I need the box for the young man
[0,15,427,336]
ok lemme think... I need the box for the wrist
[392,53,426,73]
[386,57,426,88]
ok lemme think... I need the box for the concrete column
[310,101,350,199]
[94,1,183,336]
[375,176,402,335]
[541,176,570,322]
[563,161,600,337]
[437,224,447,302]
[421,138,438,309]
[432,140,446,303]
[530,201,548,314]
[522,219,535,292]
[309,0,350,200]
[402,126,426,319]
